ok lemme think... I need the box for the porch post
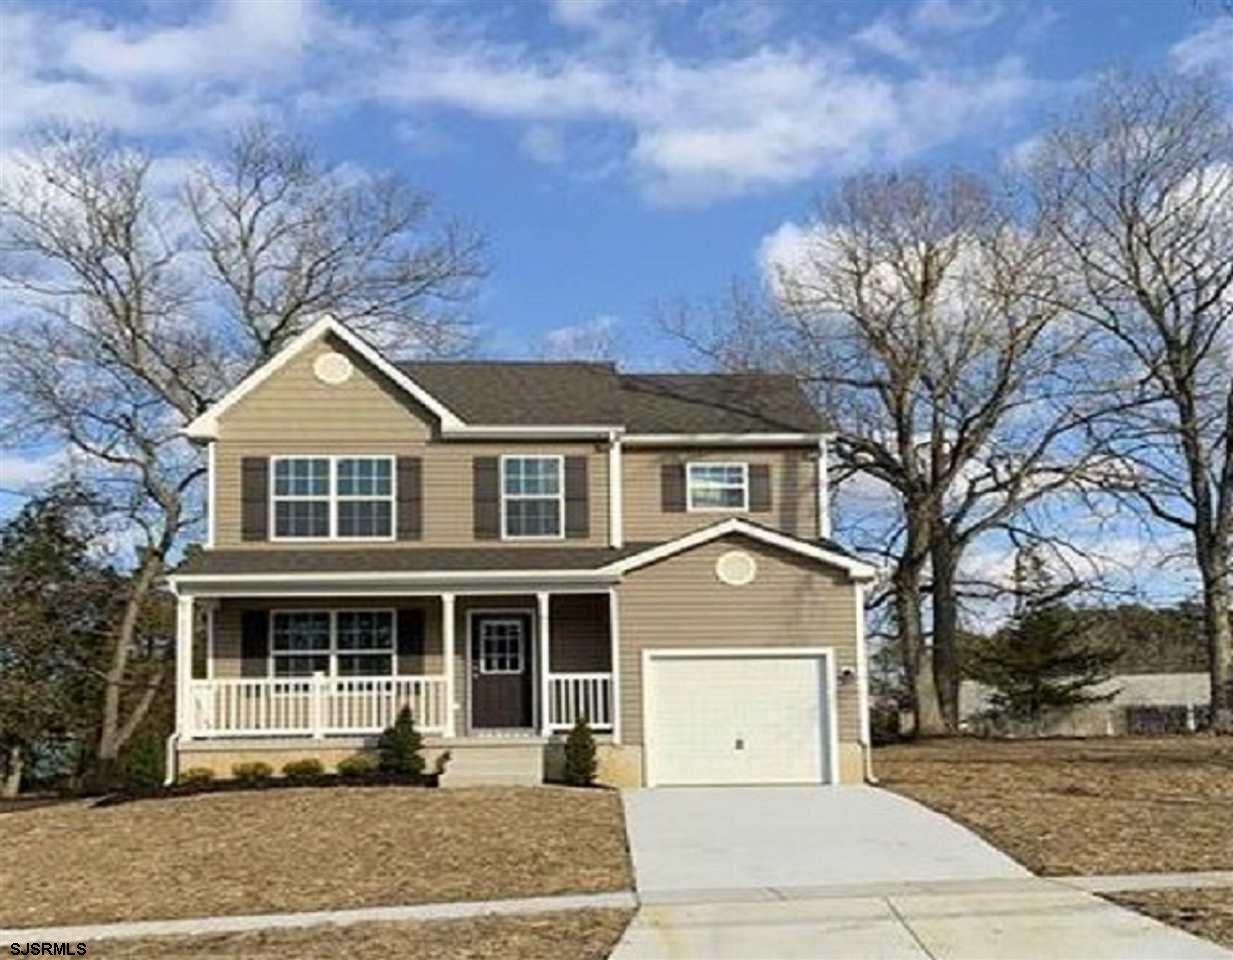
[608,588,622,744]
[175,594,194,741]
[441,593,457,738]
[537,591,551,736]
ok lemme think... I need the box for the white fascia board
[440,425,624,439]
[167,568,617,587]
[603,517,879,581]
[622,433,825,447]
[183,315,466,439]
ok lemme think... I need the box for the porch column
[608,588,622,744]
[175,594,194,741]
[442,593,457,738]
[538,591,551,736]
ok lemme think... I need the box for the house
[165,316,879,787]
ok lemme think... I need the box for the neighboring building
[166,317,878,787]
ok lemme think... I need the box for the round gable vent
[313,351,353,385]
[715,549,757,586]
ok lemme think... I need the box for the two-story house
[166,316,878,787]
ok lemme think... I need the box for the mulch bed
[95,771,438,807]
[875,736,1233,876]
[1,786,632,928]
[62,909,635,960]
[1109,888,1233,949]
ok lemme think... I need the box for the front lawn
[875,736,1233,876]
[1109,889,1233,949]
[1,786,632,928]
[81,909,635,960]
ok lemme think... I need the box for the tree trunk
[1199,555,1233,734]
[2,745,22,799]
[930,532,962,732]
[896,572,947,736]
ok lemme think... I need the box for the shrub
[336,753,378,778]
[377,706,425,777]
[119,734,165,793]
[231,761,274,783]
[179,767,215,786]
[563,717,598,787]
[281,758,325,779]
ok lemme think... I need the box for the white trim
[206,605,215,681]
[267,608,397,679]
[685,461,750,513]
[184,316,466,438]
[855,583,870,748]
[608,587,622,745]
[603,518,878,581]
[817,437,831,540]
[175,595,194,740]
[442,425,623,439]
[169,569,615,586]
[466,607,539,734]
[441,593,457,738]
[538,592,551,736]
[624,433,828,447]
[269,454,397,543]
[500,454,566,541]
[641,646,840,787]
[608,431,623,549]
[206,441,216,549]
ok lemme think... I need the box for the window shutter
[396,457,423,540]
[564,456,589,539]
[241,457,269,541]
[473,457,500,540]
[396,608,425,675]
[749,464,772,512]
[240,610,269,678]
[661,463,686,512]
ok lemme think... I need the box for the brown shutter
[240,610,268,678]
[396,457,423,541]
[241,457,269,541]
[473,457,500,540]
[564,456,589,539]
[661,463,686,512]
[396,608,425,675]
[749,463,772,512]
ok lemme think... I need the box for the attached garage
[642,648,839,787]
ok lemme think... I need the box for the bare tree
[0,123,487,783]
[1031,72,1233,731]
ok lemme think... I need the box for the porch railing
[546,672,614,732]
[188,675,449,738]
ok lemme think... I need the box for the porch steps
[436,740,545,788]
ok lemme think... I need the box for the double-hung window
[687,462,749,511]
[270,610,395,678]
[272,456,394,539]
[501,455,563,539]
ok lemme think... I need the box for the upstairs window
[502,455,563,539]
[272,456,394,540]
[687,462,749,511]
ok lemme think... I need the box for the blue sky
[1,0,1230,595]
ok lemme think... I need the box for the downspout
[163,733,180,787]
[855,581,879,784]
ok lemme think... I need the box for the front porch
[172,590,619,779]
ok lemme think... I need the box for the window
[502,455,563,539]
[271,610,395,677]
[479,619,525,674]
[272,456,394,539]
[687,462,749,511]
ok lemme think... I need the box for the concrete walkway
[616,786,1233,959]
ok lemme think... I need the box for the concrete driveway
[614,786,1231,959]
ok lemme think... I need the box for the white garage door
[645,650,834,786]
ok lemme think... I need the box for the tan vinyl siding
[615,535,861,746]
[621,447,818,541]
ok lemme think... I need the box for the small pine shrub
[282,759,325,779]
[377,706,425,777]
[231,761,274,783]
[563,717,598,787]
[336,753,378,778]
[180,767,215,786]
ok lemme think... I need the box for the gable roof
[183,314,825,440]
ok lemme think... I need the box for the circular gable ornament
[313,351,353,385]
[715,549,757,586]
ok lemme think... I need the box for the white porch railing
[546,672,614,732]
[188,675,448,738]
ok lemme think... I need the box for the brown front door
[470,613,534,729]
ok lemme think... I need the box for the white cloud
[854,19,921,64]
[911,0,1004,34]
[520,125,567,165]
[540,315,620,361]
[0,447,71,490]
[697,1,781,43]
[1170,18,1233,81]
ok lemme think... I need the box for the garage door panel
[646,653,831,786]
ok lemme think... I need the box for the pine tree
[377,706,425,777]
[563,717,598,786]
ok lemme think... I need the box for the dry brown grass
[85,909,634,959]
[1109,889,1233,949]
[1,786,631,928]
[876,736,1233,875]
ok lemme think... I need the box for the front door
[470,613,534,729]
